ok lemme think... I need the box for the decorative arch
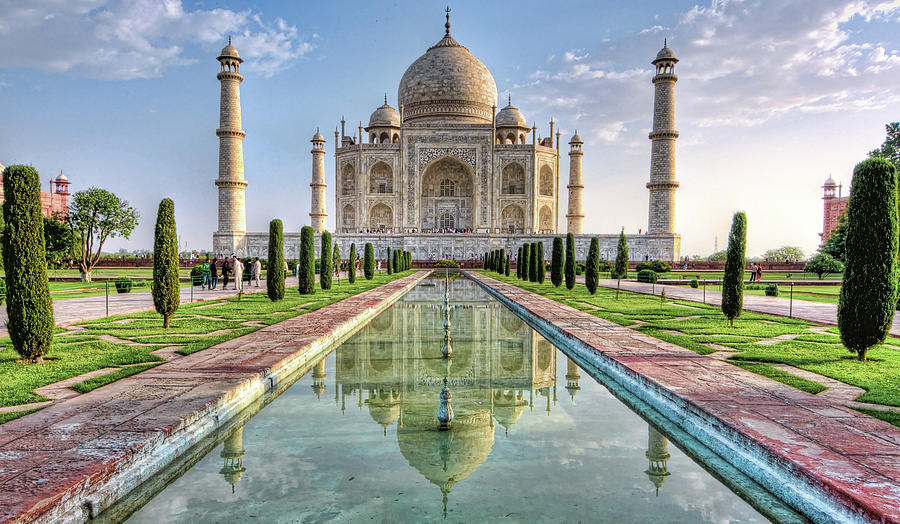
[501,163,525,195]
[342,204,356,231]
[341,164,355,196]
[420,156,474,230]
[505,132,515,144]
[539,165,554,196]
[501,204,525,234]
[539,205,553,232]
[519,133,526,144]
[369,161,393,194]
[379,131,390,144]
[392,133,400,143]
[369,203,392,230]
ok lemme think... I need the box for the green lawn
[653,270,841,281]
[0,270,415,423]
[478,271,900,427]
[694,283,841,304]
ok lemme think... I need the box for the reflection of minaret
[220,426,247,494]
[311,358,326,399]
[565,358,581,402]
[644,425,671,496]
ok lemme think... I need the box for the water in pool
[123,277,788,523]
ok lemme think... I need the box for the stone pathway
[470,272,900,523]
[0,271,427,523]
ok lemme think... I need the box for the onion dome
[653,40,677,64]
[312,129,325,142]
[55,171,68,183]
[569,130,583,144]
[823,176,837,186]
[496,98,526,128]
[369,97,401,128]
[398,11,497,123]
[218,37,243,63]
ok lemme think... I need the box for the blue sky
[1,0,899,257]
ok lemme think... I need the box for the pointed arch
[369,161,393,194]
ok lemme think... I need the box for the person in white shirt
[251,258,261,287]
[233,257,244,292]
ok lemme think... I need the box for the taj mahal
[212,10,681,261]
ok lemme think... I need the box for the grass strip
[0,407,44,425]
[71,363,162,394]
[729,361,827,394]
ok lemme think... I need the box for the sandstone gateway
[212,13,681,262]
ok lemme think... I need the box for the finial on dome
[508,94,511,105]
[384,93,388,105]
[445,6,451,35]
[228,35,232,45]
[664,38,667,48]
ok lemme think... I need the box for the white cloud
[0,0,313,79]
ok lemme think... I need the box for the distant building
[820,176,847,246]
[0,163,71,219]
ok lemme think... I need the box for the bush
[267,219,285,301]
[585,237,600,294]
[635,260,671,273]
[364,242,375,279]
[434,259,460,268]
[576,262,585,276]
[839,157,899,361]
[1,165,54,361]
[320,230,333,290]
[722,211,747,326]
[190,264,204,286]
[614,228,629,279]
[115,276,133,293]
[597,259,612,272]
[765,284,779,296]
[298,226,316,294]
[637,269,658,283]
[690,278,699,289]
[153,198,180,328]
[348,243,357,284]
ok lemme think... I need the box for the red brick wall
[821,196,848,245]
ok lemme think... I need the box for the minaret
[311,357,326,398]
[220,426,247,493]
[564,357,581,401]
[309,130,327,233]
[644,425,671,496]
[566,132,584,234]
[214,38,248,255]
[647,41,680,235]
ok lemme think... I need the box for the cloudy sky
[1,0,899,257]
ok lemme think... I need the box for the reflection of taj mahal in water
[217,279,673,508]
[212,9,682,261]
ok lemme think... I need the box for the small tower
[220,426,247,494]
[647,41,680,235]
[311,357,326,399]
[566,131,585,234]
[644,425,671,496]
[310,129,327,234]
[214,38,249,255]
[564,358,581,401]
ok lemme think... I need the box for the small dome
[653,42,677,64]
[312,130,325,142]
[824,176,836,186]
[218,39,243,62]
[496,102,526,128]
[569,131,583,144]
[369,101,401,128]
[55,171,68,183]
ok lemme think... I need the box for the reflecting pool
[123,277,791,523]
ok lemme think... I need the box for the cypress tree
[483,252,488,269]
[393,249,400,273]
[267,219,285,301]
[332,243,342,284]
[551,237,564,287]
[839,158,899,361]
[721,212,747,327]
[614,228,629,279]
[585,237,600,294]
[364,242,375,279]
[505,254,511,276]
[529,242,538,282]
[521,243,530,280]
[152,198,180,328]
[537,242,545,283]
[386,247,393,275]
[320,230,333,290]
[516,246,523,279]
[348,243,357,283]
[1,165,53,361]
[565,233,576,290]
[298,225,316,294]
[498,249,505,274]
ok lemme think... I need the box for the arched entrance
[420,156,474,230]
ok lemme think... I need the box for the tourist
[251,257,261,287]
[222,256,231,289]
[200,257,211,289]
[756,264,763,282]
[233,256,244,292]
[210,257,219,290]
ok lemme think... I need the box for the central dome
[398,27,497,124]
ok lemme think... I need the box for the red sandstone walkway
[470,272,900,524]
[0,271,427,524]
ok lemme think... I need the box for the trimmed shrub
[551,237,563,287]
[386,247,393,275]
[153,198,180,328]
[1,165,54,361]
[505,254,510,276]
[565,233,575,289]
[586,237,600,294]
[434,258,460,268]
[332,243,342,282]
[498,249,505,274]
[189,264,204,286]
[393,249,400,273]
[298,226,316,294]
[320,231,333,290]
[520,244,529,281]
[637,269,658,283]
[267,219,285,301]
[537,243,545,283]
[690,278,699,289]
[839,157,899,361]
[483,252,488,269]
[614,228,629,279]
[765,284,779,296]
[348,243,357,283]
[516,246,522,279]
[115,276,133,293]
[636,260,671,273]
[598,259,612,272]
[528,243,538,282]
[722,212,747,326]
[364,242,375,279]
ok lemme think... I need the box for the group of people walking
[749,263,764,282]
[196,255,262,291]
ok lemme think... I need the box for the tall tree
[332,243,342,284]
[393,249,400,274]
[298,226,316,294]
[614,228,629,279]
[565,233,576,290]
[838,158,899,361]
[498,249,505,274]
[152,198,180,328]
[386,247,393,275]
[528,242,538,282]
[2,165,54,361]
[320,230,333,290]
[520,244,529,281]
[267,219,285,301]
[364,242,375,279]
[516,246,523,279]
[68,188,139,281]
[348,243,357,284]
[762,246,805,262]
[585,237,600,294]
[868,122,900,167]
[551,237,564,287]
[721,212,747,327]
[505,254,510,276]
[537,242,546,283]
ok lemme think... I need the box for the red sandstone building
[0,164,71,218]
[820,176,848,245]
